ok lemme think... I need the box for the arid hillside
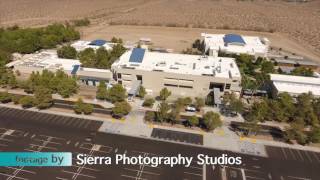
[0,0,319,58]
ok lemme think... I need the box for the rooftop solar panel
[223,34,246,45]
[89,39,107,46]
[71,65,80,75]
[129,48,145,63]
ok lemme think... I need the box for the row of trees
[144,87,221,131]
[0,24,80,54]
[22,69,78,99]
[244,92,320,144]
[0,92,53,110]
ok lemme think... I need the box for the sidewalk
[0,88,114,109]
[1,100,320,157]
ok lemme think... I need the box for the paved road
[0,107,319,180]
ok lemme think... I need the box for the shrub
[72,18,90,27]
[0,92,12,103]
[112,101,132,118]
[188,116,199,126]
[19,96,35,109]
[145,111,156,121]
[142,98,155,107]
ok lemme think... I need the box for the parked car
[185,106,196,112]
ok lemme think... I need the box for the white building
[7,50,113,86]
[71,39,113,52]
[112,48,242,102]
[270,74,320,98]
[201,33,270,58]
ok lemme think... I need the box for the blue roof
[129,48,145,63]
[71,65,80,75]
[89,39,107,46]
[223,34,246,45]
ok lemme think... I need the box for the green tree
[96,81,108,100]
[156,102,170,122]
[246,100,269,122]
[57,45,77,59]
[19,96,35,109]
[107,84,127,103]
[194,97,205,111]
[57,78,78,98]
[310,128,320,143]
[202,111,222,130]
[188,115,199,126]
[159,88,171,101]
[34,86,53,109]
[295,93,318,126]
[112,101,132,118]
[78,48,96,67]
[260,61,274,74]
[138,86,147,98]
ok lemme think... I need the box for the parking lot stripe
[56,177,68,180]
[121,174,147,180]
[311,152,320,162]
[287,175,311,180]
[303,151,312,163]
[62,170,96,179]
[0,172,29,180]
[287,148,297,160]
[246,176,265,180]
[184,171,202,177]
[73,165,100,172]
[5,167,36,174]
[296,150,304,161]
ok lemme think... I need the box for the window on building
[209,82,224,91]
[225,84,231,90]
[118,73,122,79]
[164,83,178,87]
[179,85,193,89]
[136,75,143,84]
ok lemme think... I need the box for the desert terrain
[0,0,320,61]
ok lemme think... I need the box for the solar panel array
[89,39,107,46]
[129,48,146,63]
[223,34,246,45]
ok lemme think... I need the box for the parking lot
[266,146,320,164]
[0,107,319,180]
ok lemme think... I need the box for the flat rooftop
[12,50,81,71]
[270,74,320,96]
[112,49,241,79]
[202,33,269,55]
[71,40,113,52]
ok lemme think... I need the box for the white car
[185,106,196,112]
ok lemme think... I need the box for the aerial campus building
[201,33,270,58]
[6,50,113,86]
[111,48,242,102]
[6,40,242,102]
[270,74,320,98]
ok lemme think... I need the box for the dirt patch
[81,25,320,62]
